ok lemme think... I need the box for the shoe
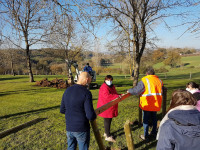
[105,136,116,142]
[140,134,149,141]
[103,133,107,137]
[140,135,146,140]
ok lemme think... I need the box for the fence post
[162,87,167,118]
[124,120,135,150]
[90,120,105,150]
[190,72,192,79]
[138,99,142,126]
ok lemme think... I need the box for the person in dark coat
[83,63,92,75]
[156,89,200,150]
[60,72,96,150]
[97,75,121,142]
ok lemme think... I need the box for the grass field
[0,55,200,150]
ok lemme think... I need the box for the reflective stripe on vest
[141,78,162,97]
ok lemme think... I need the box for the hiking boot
[105,136,116,142]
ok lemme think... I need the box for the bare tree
[88,0,185,86]
[175,1,200,38]
[0,0,55,82]
[44,0,92,81]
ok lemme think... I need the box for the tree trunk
[132,61,140,87]
[128,38,132,75]
[11,60,15,76]
[26,44,34,82]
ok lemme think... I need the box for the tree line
[0,47,197,76]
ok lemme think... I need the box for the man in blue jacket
[83,63,92,75]
[60,72,96,150]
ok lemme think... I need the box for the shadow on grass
[0,89,38,97]
[0,117,47,139]
[0,87,61,97]
[112,124,141,138]
[0,105,60,119]
[135,137,157,149]
[0,76,27,81]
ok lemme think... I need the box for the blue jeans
[143,111,157,137]
[67,131,90,150]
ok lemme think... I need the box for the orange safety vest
[140,75,163,111]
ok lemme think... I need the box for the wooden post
[90,120,105,150]
[165,73,167,79]
[190,72,192,79]
[124,120,135,150]
[138,99,142,126]
[162,87,167,118]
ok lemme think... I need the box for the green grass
[154,55,200,69]
[1,62,200,150]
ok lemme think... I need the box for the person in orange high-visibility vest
[128,67,163,140]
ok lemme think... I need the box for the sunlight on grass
[1,69,200,149]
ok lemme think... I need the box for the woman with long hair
[156,89,200,150]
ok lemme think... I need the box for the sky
[1,1,200,51]
[94,18,200,51]
[93,3,200,51]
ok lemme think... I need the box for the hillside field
[0,55,200,150]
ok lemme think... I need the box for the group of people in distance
[60,66,200,150]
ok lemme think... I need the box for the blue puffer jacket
[157,109,200,150]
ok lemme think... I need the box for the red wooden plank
[95,93,131,115]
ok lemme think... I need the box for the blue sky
[93,3,200,50]
[94,18,200,50]
[1,1,200,50]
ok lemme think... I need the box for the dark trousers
[143,111,157,137]
[104,118,112,137]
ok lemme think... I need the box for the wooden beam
[95,93,131,115]
[90,120,105,150]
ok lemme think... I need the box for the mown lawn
[1,67,200,149]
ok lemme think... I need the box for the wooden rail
[95,93,131,115]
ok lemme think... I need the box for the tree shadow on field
[0,105,60,119]
[0,76,27,81]
[0,88,59,97]
[111,123,140,138]
[134,138,157,149]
